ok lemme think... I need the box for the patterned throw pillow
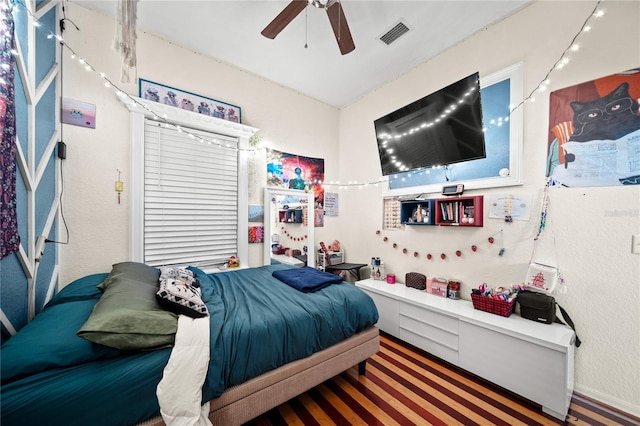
[156,268,209,318]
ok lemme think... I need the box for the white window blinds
[143,119,239,269]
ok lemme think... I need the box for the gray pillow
[77,262,178,350]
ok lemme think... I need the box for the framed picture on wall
[248,226,264,244]
[546,67,640,187]
[248,205,264,222]
[138,79,241,123]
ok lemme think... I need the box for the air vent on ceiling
[379,21,410,45]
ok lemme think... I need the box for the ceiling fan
[261,0,355,55]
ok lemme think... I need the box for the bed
[0,262,379,426]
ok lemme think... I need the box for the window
[384,62,523,196]
[143,120,239,269]
[120,95,257,270]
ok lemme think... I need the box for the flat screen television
[374,72,486,176]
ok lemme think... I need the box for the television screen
[374,72,486,176]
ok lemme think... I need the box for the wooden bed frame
[139,326,380,426]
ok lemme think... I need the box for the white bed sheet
[156,314,212,426]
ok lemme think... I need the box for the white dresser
[356,279,575,420]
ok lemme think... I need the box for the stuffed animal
[228,256,240,268]
[329,240,341,252]
[227,107,239,122]
[163,91,178,107]
[181,98,195,111]
[143,86,160,102]
[212,105,226,119]
[198,102,210,115]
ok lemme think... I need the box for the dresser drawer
[401,303,459,335]
[399,313,459,351]
[400,326,459,365]
[366,291,399,336]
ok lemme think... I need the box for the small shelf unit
[279,209,303,224]
[435,195,483,227]
[400,199,435,225]
[400,195,483,227]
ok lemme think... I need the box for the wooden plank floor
[245,333,640,426]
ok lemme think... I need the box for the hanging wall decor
[0,6,19,259]
[138,79,242,123]
[62,98,96,128]
[248,205,264,223]
[324,192,339,217]
[248,226,264,244]
[267,149,326,228]
[546,67,640,187]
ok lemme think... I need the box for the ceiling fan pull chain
[338,0,341,41]
[304,4,308,48]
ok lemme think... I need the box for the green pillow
[77,262,178,350]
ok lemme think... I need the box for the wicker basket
[471,293,515,317]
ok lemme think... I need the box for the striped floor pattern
[246,333,640,426]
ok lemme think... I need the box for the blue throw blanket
[272,266,343,292]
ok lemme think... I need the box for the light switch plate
[632,235,640,255]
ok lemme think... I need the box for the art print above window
[139,79,242,123]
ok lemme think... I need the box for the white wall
[338,0,639,415]
[60,4,340,284]
[59,0,639,417]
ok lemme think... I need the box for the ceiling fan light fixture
[309,0,334,9]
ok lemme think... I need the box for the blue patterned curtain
[0,0,19,259]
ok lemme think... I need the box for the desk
[271,254,304,267]
[325,263,368,281]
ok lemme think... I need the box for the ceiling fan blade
[326,1,355,55]
[261,0,308,39]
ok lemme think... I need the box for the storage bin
[471,293,515,317]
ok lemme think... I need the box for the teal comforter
[196,264,379,401]
[0,265,378,426]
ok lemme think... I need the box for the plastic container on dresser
[316,250,344,271]
[435,195,483,226]
[355,278,575,421]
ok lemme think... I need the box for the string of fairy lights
[7,0,605,190]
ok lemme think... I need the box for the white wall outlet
[632,235,640,255]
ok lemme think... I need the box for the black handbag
[517,290,582,347]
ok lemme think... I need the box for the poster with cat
[546,68,640,187]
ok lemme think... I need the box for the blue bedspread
[272,266,343,292]
[0,264,378,426]
[195,264,378,401]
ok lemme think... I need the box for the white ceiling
[70,0,531,108]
